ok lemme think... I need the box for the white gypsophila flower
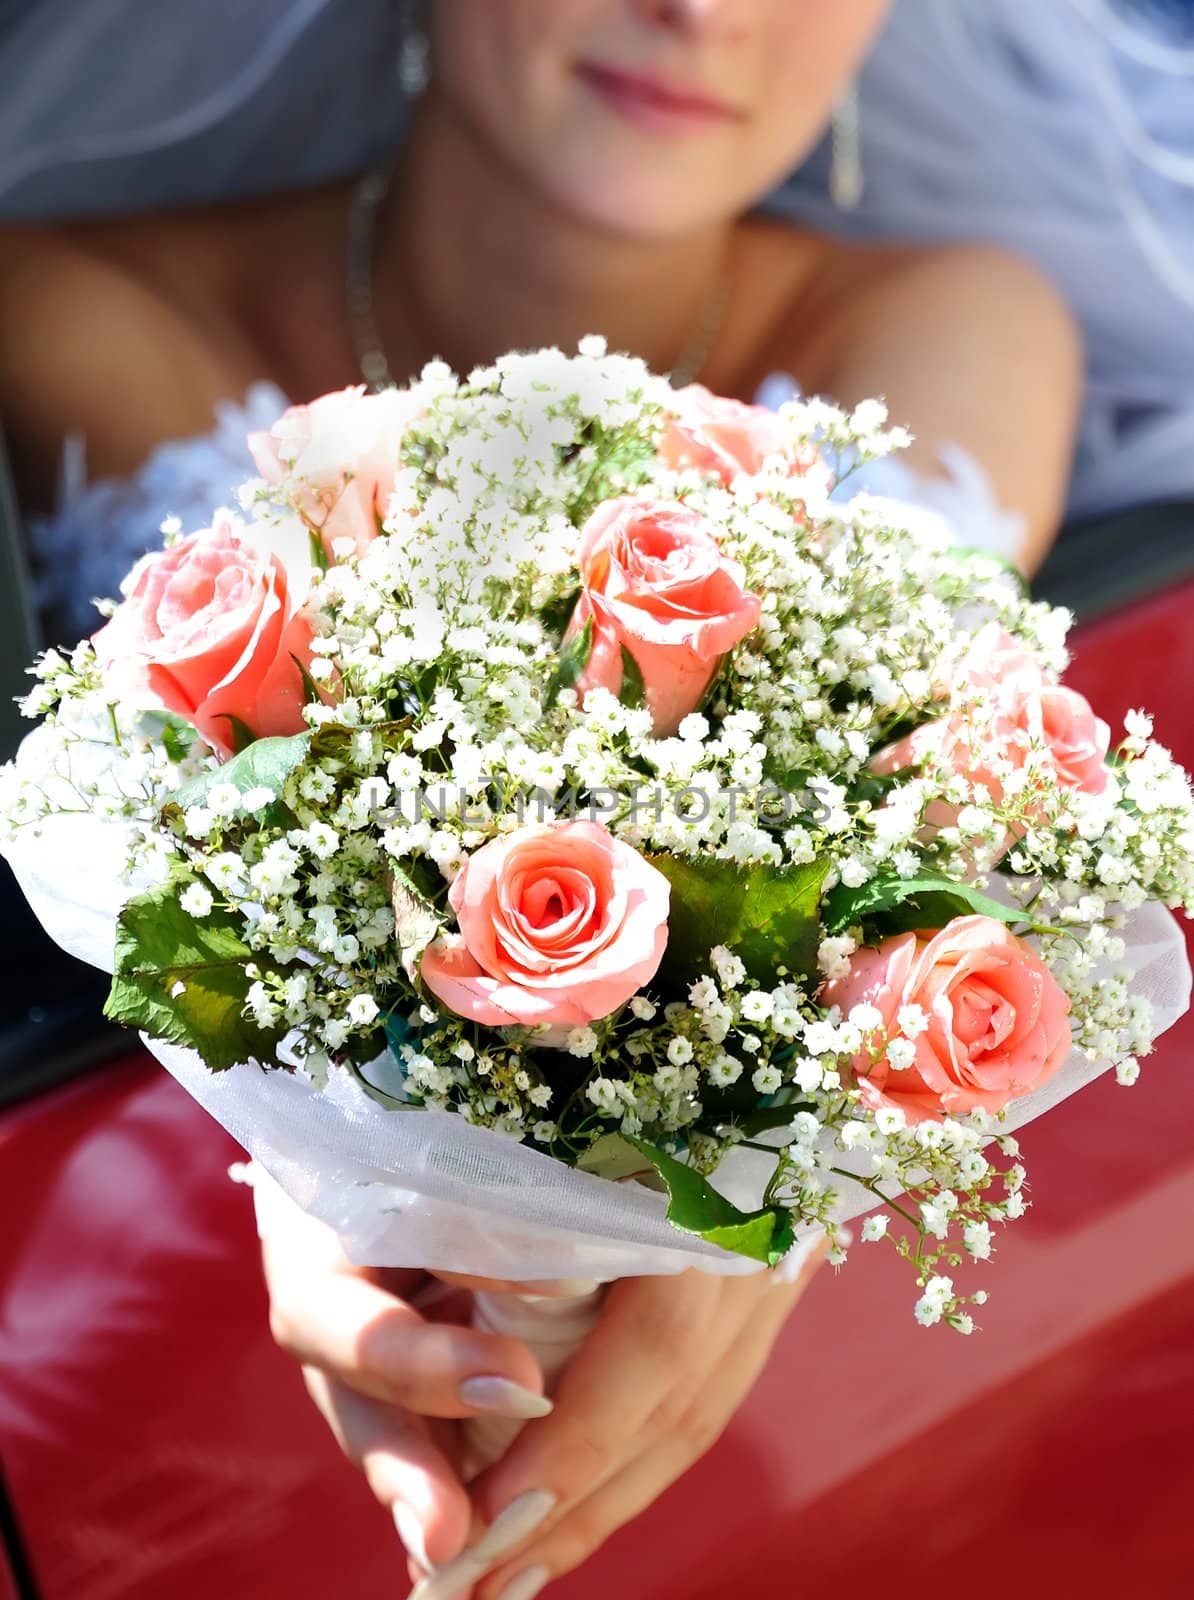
[204,852,247,891]
[861,1215,888,1242]
[886,1038,918,1072]
[847,1002,884,1035]
[963,1220,993,1260]
[184,806,216,839]
[817,935,856,981]
[346,994,380,1027]
[896,1004,929,1038]
[710,946,747,989]
[740,990,774,1025]
[180,882,214,918]
[207,784,243,818]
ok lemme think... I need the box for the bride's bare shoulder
[739,217,1081,560]
[0,186,342,504]
[741,217,1078,395]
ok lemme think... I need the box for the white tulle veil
[1,0,1191,517]
[0,0,407,216]
[769,0,1194,518]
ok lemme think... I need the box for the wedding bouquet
[4,341,1191,1369]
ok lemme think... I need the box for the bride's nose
[630,0,750,40]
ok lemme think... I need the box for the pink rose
[659,383,829,490]
[420,821,670,1030]
[563,496,761,736]
[874,624,1112,838]
[249,385,419,561]
[92,516,317,758]
[821,915,1072,1123]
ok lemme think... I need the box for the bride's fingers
[301,1366,473,1572]
[469,1268,730,1529]
[265,1238,548,1417]
[472,1252,824,1596]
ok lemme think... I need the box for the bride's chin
[537,170,743,246]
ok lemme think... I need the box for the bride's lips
[575,61,745,135]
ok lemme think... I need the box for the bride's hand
[442,1249,825,1600]
[261,1203,551,1578]
[262,1200,824,1598]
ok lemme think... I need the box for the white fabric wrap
[463,1287,606,1475]
[4,792,1190,1283]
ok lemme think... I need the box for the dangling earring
[398,0,430,97]
[830,84,864,211]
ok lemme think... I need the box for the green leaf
[290,653,325,708]
[647,854,827,988]
[139,709,198,765]
[539,585,582,640]
[389,865,443,982]
[617,646,645,711]
[307,527,330,573]
[175,732,311,811]
[577,1132,664,1182]
[104,882,284,1071]
[945,545,1031,597]
[544,615,594,709]
[824,868,1058,939]
[213,713,258,755]
[624,1137,794,1266]
[732,1099,816,1138]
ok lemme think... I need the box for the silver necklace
[345,167,728,391]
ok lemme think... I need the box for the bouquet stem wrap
[465,1284,606,1477]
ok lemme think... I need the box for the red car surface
[2,569,1193,1600]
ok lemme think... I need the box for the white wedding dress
[26,376,1023,648]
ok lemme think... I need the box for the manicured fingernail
[495,1567,551,1600]
[474,1489,557,1560]
[409,1561,484,1600]
[408,1492,557,1600]
[458,1376,554,1419]
[392,1501,431,1572]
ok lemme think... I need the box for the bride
[0,3,1080,1595]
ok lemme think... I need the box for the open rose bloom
[2,349,1190,1340]
[565,496,761,735]
[822,916,1073,1125]
[874,623,1114,849]
[421,821,670,1030]
[660,383,831,495]
[249,384,421,560]
[91,514,317,757]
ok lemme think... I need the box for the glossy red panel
[0,1061,400,1599]
[1,583,1192,1598]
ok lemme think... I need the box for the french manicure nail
[495,1566,551,1600]
[392,1501,432,1573]
[408,1491,557,1600]
[474,1489,558,1561]
[409,1558,486,1600]
[459,1376,554,1419]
